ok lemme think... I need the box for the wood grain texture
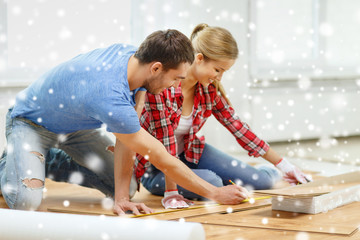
[132,198,271,220]
[202,224,360,240]
[255,171,360,198]
[48,196,272,220]
[2,176,360,239]
[187,202,360,235]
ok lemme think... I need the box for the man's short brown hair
[134,29,194,71]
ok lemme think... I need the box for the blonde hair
[190,23,238,106]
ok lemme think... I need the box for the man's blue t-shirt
[11,44,144,134]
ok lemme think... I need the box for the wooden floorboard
[202,224,360,240]
[187,203,360,235]
[1,178,359,239]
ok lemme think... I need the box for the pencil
[228,179,271,203]
[229,179,235,185]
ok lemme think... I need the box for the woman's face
[194,53,235,87]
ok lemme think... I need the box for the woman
[134,24,309,209]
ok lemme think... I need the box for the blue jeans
[0,108,127,210]
[141,143,280,200]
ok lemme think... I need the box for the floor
[270,135,360,167]
[236,135,360,177]
[1,136,360,239]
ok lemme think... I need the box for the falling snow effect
[69,171,84,185]
[85,154,104,173]
[296,232,309,240]
[0,1,359,239]
[101,197,114,210]
[63,200,70,207]
[226,207,233,213]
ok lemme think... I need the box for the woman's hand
[213,184,250,205]
[275,158,311,185]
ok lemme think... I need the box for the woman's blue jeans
[141,143,280,199]
[0,108,122,210]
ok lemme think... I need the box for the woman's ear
[150,62,163,75]
[195,53,204,64]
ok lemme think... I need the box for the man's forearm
[114,139,135,200]
[114,129,219,200]
[113,90,145,200]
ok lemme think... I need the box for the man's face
[143,62,190,94]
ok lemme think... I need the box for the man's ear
[150,62,163,75]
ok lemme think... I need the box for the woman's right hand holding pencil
[213,184,250,205]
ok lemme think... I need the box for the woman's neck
[181,65,198,93]
[180,66,197,116]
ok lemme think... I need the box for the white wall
[1,0,360,154]
[130,0,254,153]
[0,0,132,151]
[4,0,132,81]
[249,82,360,140]
[0,86,25,150]
[128,0,360,153]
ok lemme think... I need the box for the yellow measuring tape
[242,195,271,203]
[131,195,271,218]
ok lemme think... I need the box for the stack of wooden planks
[255,171,360,214]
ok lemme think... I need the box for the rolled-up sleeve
[211,94,269,157]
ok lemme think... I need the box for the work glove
[275,158,311,185]
[161,190,194,209]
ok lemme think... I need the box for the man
[0,29,249,215]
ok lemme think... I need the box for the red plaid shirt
[134,83,269,180]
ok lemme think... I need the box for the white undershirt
[174,112,193,154]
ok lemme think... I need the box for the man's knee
[22,178,44,189]
[13,178,44,210]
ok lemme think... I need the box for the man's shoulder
[106,43,137,53]
[72,43,137,61]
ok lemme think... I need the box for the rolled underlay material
[0,208,205,240]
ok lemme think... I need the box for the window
[249,0,360,84]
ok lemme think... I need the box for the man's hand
[275,158,311,185]
[213,184,250,205]
[113,198,154,216]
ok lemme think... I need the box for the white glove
[275,158,311,185]
[161,190,194,209]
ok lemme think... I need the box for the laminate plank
[255,171,360,198]
[48,196,272,220]
[187,202,360,235]
[203,224,360,240]
[131,198,271,220]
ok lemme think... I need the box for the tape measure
[131,196,271,218]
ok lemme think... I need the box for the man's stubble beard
[142,76,163,95]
